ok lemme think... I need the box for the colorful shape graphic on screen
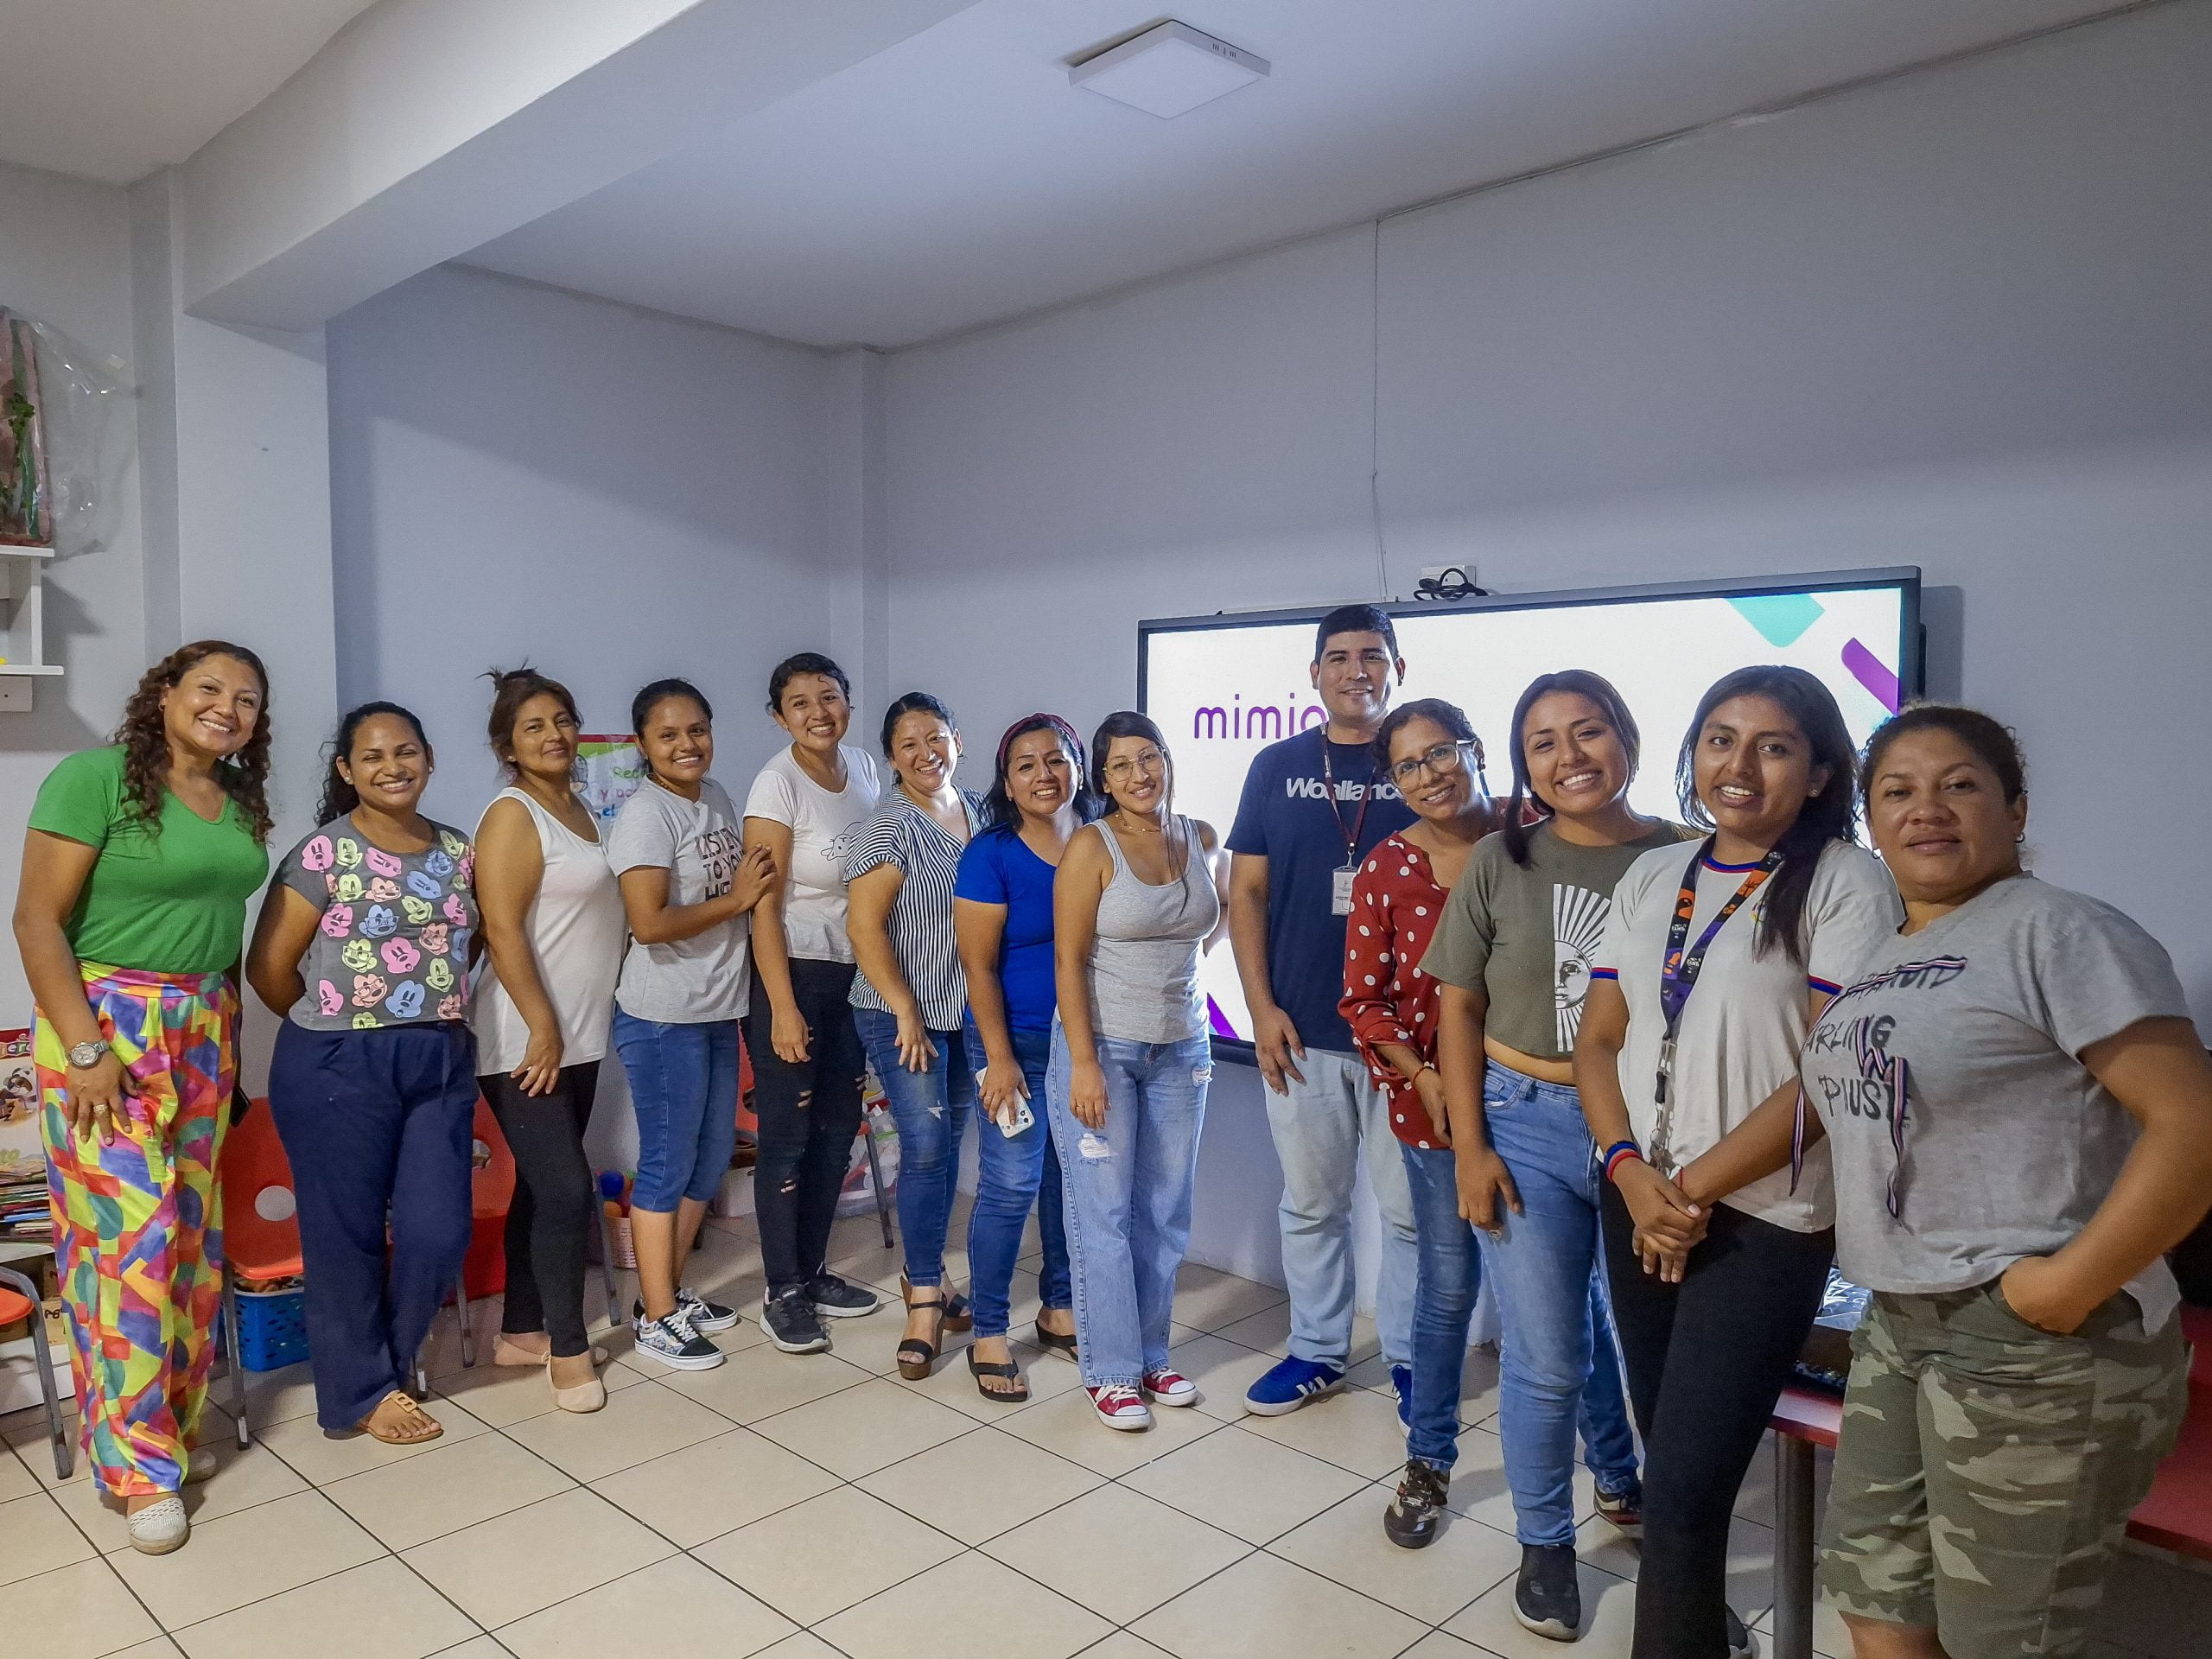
[1143,575,1914,1044]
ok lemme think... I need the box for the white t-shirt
[1594,838,1903,1233]
[605,776,749,1025]
[742,745,880,965]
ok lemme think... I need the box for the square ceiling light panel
[1071,21,1270,120]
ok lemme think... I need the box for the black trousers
[1600,1185,1834,1659]
[745,960,867,1296]
[480,1062,601,1357]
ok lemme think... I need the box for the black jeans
[1600,1185,1834,1659]
[746,960,867,1297]
[480,1062,601,1358]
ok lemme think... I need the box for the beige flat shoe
[127,1496,189,1554]
[552,1375,607,1413]
[493,1334,611,1368]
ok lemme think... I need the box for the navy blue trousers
[269,1020,477,1431]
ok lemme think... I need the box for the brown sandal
[898,1294,947,1381]
[353,1389,442,1446]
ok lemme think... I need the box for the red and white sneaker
[1087,1384,1154,1431]
[1141,1368,1198,1407]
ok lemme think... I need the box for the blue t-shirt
[953,823,1059,1032]
[1228,727,1413,1052]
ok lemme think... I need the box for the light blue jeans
[611,1010,741,1213]
[1475,1059,1640,1546]
[1264,1046,1417,1370]
[853,1007,973,1290]
[1046,1020,1211,1389]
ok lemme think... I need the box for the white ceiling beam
[179,0,981,329]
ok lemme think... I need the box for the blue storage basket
[234,1286,310,1370]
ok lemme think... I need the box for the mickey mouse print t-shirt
[276,817,477,1030]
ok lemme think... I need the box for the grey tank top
[1088,816,1221,1045]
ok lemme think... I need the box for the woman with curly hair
[12,641,274,1555]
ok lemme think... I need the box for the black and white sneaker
[634,1288,738,1334]
[762,1287,831,1354]
[632,1308,723,1371]
[804,1273,882,1319]
[1382,1459,1450,1550]
[1513,1542,1581,1641]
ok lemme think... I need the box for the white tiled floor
[7,1202,2201,1659]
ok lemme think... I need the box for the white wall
[0,162,146,1024]
[327,263,846,814]
[883,4,2212,1280]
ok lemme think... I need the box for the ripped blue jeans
[1046,1019,1211,1389]
[853,1007,974,1291]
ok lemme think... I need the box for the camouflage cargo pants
[1821,1282,2186,1658]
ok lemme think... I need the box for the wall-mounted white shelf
[0,546,61,711]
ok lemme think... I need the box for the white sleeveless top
[471,787,626,1073]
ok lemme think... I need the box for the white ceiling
[0,0,375,185]
[463,0,2123,350]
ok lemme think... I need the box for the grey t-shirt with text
[1798,874,2190,1329]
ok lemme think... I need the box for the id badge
[1332,867,1356,916]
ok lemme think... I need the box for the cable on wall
[1370,217,1389,601]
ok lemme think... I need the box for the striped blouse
[845,788,987,1030]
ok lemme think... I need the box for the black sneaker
[631,1309,723,1371]
[632,1288,738,1334]
[1726,1605,1758,1659]
[804,1273,882,1319]
[1382,1459,1450,1550]
[762,1287,830,1354]
[1513,1542,1581,1641]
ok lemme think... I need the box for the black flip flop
[1033,1316,1078,1363]
[968,1347,1030,1403]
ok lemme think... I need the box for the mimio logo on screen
[1190,693,1331,741]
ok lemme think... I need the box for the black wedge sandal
[903,1273,972,1333]
[967,1346,1030,1403]
[1033,1316,1078,1363]
[898,1293,948,1381]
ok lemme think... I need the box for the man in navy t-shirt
[1228,604,1420,1418]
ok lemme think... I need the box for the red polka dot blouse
[1337,830,1450,1151]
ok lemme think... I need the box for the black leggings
[480,1062,600,1358]
[745,961,867,1297]
[1601,1186,1833,1659]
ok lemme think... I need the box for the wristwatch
[67,1039,110,1070]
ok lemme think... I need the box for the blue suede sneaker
[1244,1356,1345,1417]
[1390,1363,1413,1427]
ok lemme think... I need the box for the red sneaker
[1141,1368,1198,1407]
[1087,1384,1153,1431]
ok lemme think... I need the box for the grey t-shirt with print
[606,776,750,1025]
[276,817,476,1030]
[1799,874,2191,1329]
[1421,819,1691,1059]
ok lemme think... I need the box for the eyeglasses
[1103,747,1166,782]
[1386,741,1474,786]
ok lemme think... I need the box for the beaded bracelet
[1602,1140,1644,1184]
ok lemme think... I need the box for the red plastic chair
[443,1096,516,1370]
[218,1099,304,1450]
[0,1265,69,1478]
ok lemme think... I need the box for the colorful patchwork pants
[36,965,235,1497]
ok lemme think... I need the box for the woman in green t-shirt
[12,641,274,1556]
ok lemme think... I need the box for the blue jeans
[961,1021,1073,1338]
[855,1007,973,1289]
[1046,1020,1210,1389]
[611,1010,741,1213]
[1265,1046,1417,1370]
[1477,1059,1640,1545]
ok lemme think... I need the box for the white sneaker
[631,1309,724,1370]
[128,1497,189,1554]
[1088,1384,1153,1431]
[1141,1368,1198,1407]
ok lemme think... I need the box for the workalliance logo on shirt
[1554,882,1610,1049]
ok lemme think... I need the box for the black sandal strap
[899,1338,938,1361]
[967,1355,1021,1378]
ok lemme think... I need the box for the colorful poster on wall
[0,1028,48,1245]
[575,734,645,829]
